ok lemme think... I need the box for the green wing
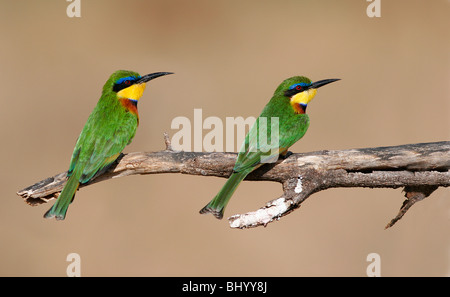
[45,95,138,220]
[233,102,310,173]
[69,104,138,184]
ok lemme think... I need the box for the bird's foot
[280,151,293,160]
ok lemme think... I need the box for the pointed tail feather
[44,167,82,220]
[199,170,249,219]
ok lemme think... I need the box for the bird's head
[106,70,173,101]
[278,76,340,114]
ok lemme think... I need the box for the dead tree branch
[17,138,450,229]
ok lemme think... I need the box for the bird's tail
[199,170,249,219]
[44,167,82,220]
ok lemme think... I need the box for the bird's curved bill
[310,78,340,89]
[136,72,174,84]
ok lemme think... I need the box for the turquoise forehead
[289,82,311,89]
[115,75,141,84]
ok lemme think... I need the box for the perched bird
[200,76,340,219]
[44,70,173,220]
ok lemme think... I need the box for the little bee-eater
[44,70,173,220]
[200,76,340,219]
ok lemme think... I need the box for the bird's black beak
[310,78,340,89]
[136,72,174,84]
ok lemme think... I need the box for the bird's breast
[119,98,139,120]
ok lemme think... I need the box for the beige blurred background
[1,0,449,276]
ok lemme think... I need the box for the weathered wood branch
[17,137,450,229]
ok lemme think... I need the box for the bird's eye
[295,85,302,90]
[124,80,131,85]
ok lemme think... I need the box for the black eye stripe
[284,88,299,97]
[284,83,311,97]
[113,80,134,92]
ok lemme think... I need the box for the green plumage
[200,76,335,219]
[234,78,311,172]
[45,70,146,220]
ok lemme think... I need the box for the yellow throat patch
[117,83,147,101]
[290,88,317,114]
[290,88,317,106]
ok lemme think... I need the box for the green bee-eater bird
[200,76,340,219]
[44,70,173,220]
